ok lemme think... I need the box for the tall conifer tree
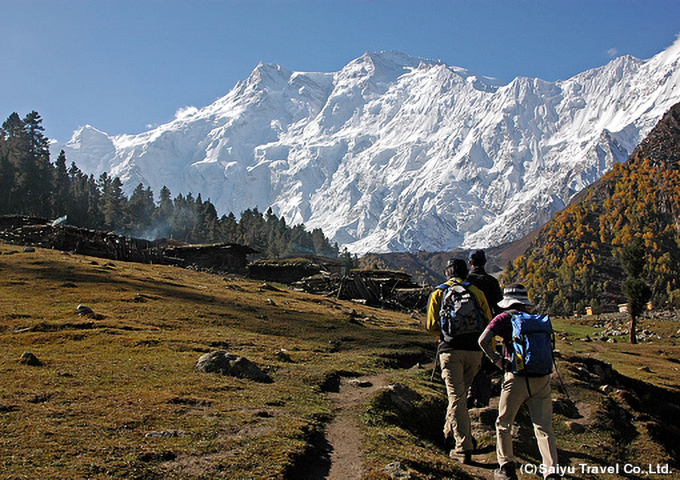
[21,111,53,216]
[52,150,70,217]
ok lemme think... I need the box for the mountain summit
[52,38,680,253]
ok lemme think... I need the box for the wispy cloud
[607,48,619,58]
[175,106,199,120]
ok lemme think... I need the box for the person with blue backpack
[427,258,492,464]
[478,284,561,480]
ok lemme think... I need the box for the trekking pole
[553,357,572,402]
[430,342,441,382]
[550,333,572,402]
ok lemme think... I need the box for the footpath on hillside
[325,374,391,479]
[318,368,502,480]
[317,363,597,480]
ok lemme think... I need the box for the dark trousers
[468,356,493,407]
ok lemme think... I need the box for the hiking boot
[450,450,472,464]
[494,462,518,480]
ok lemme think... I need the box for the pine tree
[618,237,652,344]
[66,163,89,226]
[126,183,155,237]
[20,111,53,216]
[171,193,198,242]
[85,174,105,229]
[52,150,70,218]
[312,228,337,256]
[198,199,219,243]
[99,173,128,231]
[151,186,174,238]
[66,164,104,229]
[1,113,28,214]
[289,224,314,254]
[220,212,238,243]
[264,208,284,258]
[238,208,267,251]
[0,131,15,214]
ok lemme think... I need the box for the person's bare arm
[478,327,503,370]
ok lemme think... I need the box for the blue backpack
[510,312,555,376]
[438,282,486,343]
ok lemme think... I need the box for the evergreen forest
[0,111,340,259]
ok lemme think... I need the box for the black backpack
[438,281,486,343]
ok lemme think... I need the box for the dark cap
[469,249,486,266]
[445,258,469,278]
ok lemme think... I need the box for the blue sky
[2,0,679,143]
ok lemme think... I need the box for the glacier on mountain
[51,38,680,254]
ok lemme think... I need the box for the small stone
[566,421,587,433]
[348,378,373,388]
[76,304,94,316]
[383,461,413,479]
[196,351,272,383]
[19,352,42,366]
[276,349,293,362]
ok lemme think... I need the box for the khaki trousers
[496,372,558,475]
[439,350,483,453]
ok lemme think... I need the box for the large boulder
[196,351,272,383]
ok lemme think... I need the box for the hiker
[467,250,503,316]
[478,284,560,480]
[466,249,503,408]
[427,258,492,464]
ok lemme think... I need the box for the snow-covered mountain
[51,37,680,254]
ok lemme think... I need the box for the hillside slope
[1,243,678,478]
[0,242,430,478]
[503,102,680,315]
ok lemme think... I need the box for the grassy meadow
[0,243,435,479]
[1,242,679,479]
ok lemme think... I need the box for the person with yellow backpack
[427,258,492,464]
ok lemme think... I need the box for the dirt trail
[320,369,595,480]
[321,370,499,480]
[324,374,390,480]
